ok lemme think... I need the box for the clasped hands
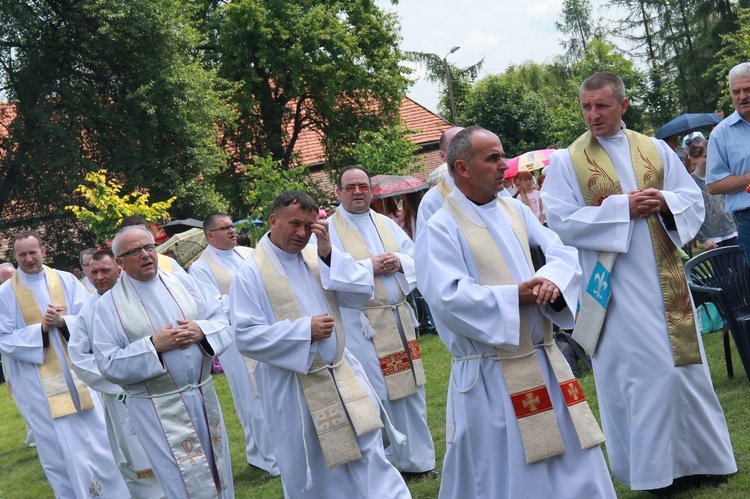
[371,253,401,276]
[151,320,205,353]
[41,305,65,333]
[628,188,667,219]
[518,277,560,306]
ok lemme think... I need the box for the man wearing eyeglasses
[0,231,129,497]
[189,213,279,476]
[328,166,437,480]
[69,249,165,498]
[92,225,235,498]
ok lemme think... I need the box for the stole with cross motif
[252,238,383,469]
[331,209,426,401]
[444,195,605,464]
[111,272,229,496]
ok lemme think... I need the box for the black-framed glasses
[208,225,235,233]
[117,244,156,258]
[343,183,370,193]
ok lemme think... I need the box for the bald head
[0,262,15,284]
[439,127,464,161]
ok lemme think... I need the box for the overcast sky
[376,0,613,113]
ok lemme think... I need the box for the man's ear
[454,159,471,179]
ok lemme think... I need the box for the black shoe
[401,469,440,481]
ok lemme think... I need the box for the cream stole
[568,130,701,366]
[436,175,452,199]
[11,266,94,418]
[444,195,605,464]
[112,272,228,498]
[199,246,251,296]
[252,237,382,469]
[331,209,426,401]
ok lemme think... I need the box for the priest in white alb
[0,231,129,498]
[416,127,616,498]
[69,249,165,498]
[230,191,410,498]
[93,226,234,499]
[328,166,436,478]
[190,212,279,476]
[541,72,736,493]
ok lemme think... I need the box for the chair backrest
[684,246,750,314]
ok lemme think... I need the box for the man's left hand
[633,188,667,217]
[312,219,332,260]
[42,305,65,332]
[174,319,206,349]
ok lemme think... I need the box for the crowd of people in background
[0,62,749,498]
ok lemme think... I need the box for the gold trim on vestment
[568,130,701,366]
[11,266,94,418]
[331,209,426,401]
[252,238,382,469]
[444,195,605,463]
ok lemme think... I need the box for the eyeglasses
[117,244,156,258]
[208,225,235,233]
[343,184,370,194]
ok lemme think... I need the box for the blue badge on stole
[585,260,611,308]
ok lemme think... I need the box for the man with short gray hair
[93,225,235,498]
[707,62,750,263]
[79,247,98,293]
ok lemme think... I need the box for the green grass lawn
[1,331,748,498]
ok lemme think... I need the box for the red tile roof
[297,97,451,167]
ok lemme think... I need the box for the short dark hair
[12,230,43,249]
[446,126,485,175]
[271,191,318,216]
[203,212,231,234]
[91,249,116,263]
[336,166,371,189]
[120,216,147,228]
[579,72,626,101]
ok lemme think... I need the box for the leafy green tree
[710,7,750,110]
[556,0,596,63]
[461,75,552,157]
[66,170,176,244]
[0,0,229,250]
[405,51,484,122]
[216,0,409,176]
[341,125,421,178]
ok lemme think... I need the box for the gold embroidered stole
[331,209,426,401]
[568,130,701,366]
[157,253,174,272]
[444,195,605,464]
[11,266,95,418]
[112,272,228,496]
[252,239,382,469]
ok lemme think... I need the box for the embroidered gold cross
[178,437,203,466]
[567,382,580,401]
[522,393,541,412]
[313,407,346,431]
